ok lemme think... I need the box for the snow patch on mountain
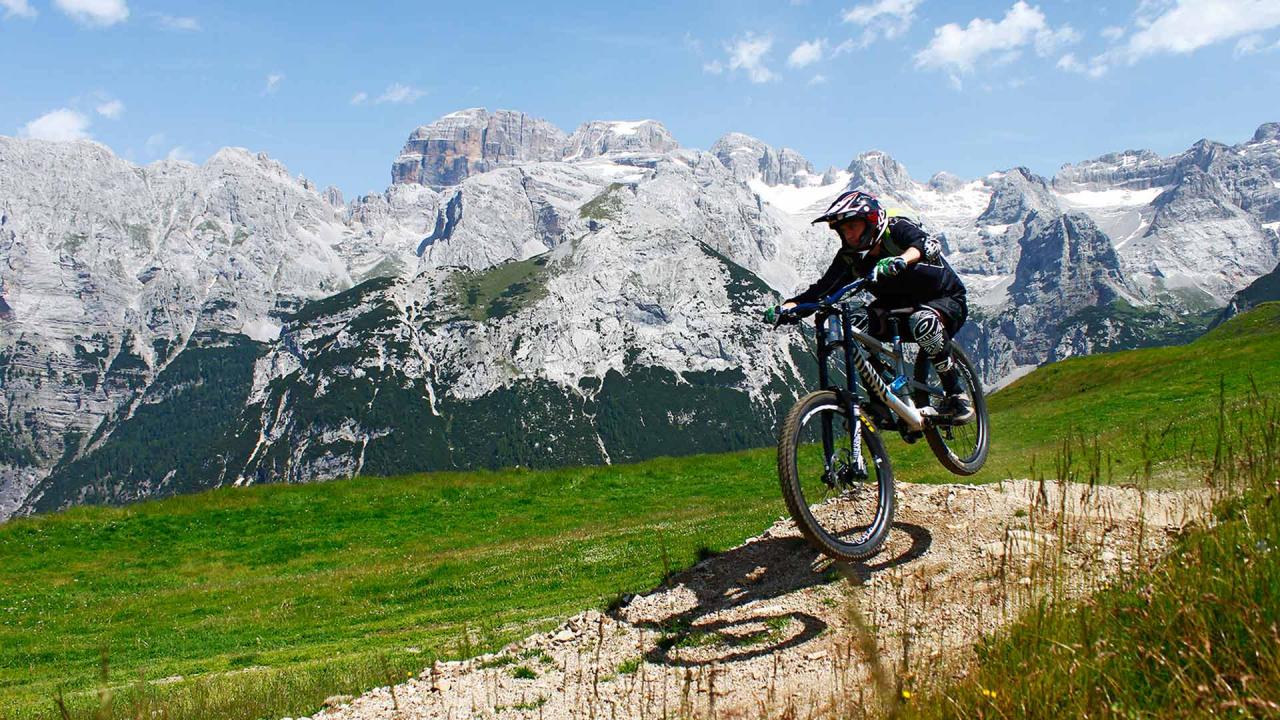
[747,173,850,215]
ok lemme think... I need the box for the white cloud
[914,2,1079,82]
[1234,32,1280,56]
[155,14,198,31]
[165,146,193,162]
[702,34,777,82]
[1234,33,1264,54]
[20,109,91,141]
[350,91,368,105]
[145,133,166,153]
[1035,24,1081,55]
[843,0,921,43]
[1056,52,1108,77]
[788,38,825,68]
[1101,25,1125,41]
[54,0,128,27]
[1,0,36,19]
[1120,0,1280,61]
[95,98,124,119]
[727,33,777,83]
[262,73,284,95]
[808,73,828,85]
[375,83,426,104]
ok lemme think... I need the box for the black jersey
[787,216,966,309]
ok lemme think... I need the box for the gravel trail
[309,479,1208,720]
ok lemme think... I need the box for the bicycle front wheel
[777,391,894,561]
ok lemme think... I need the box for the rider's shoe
[938,394,975,425]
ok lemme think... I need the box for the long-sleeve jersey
[787,216,966,308]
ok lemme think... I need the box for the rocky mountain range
[1,109,1277,519]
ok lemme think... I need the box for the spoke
[794,407,883,548]
[918,358,982,463]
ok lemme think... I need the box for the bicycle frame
[812,304,927,433]
[789,277,948,438]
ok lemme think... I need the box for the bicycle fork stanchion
[814,311,837,481]
[841,304,868,478]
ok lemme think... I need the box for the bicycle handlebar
[779,276,871,317]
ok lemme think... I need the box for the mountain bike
[771,277,990,561]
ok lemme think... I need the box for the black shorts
[863,294,968,339]
[920,294,968,336]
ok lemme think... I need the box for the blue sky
[3,0,1278,198]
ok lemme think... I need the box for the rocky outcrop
[1213,258,1280,327]
[391,108,568,188]
[1054,149,1174,192]
[562,120,679,160]
[1010,213,1126,310]
[0,276,11,321]
[710,132,818,187]
[322,185,345,209]
[1254,122,1280,144]
[927,171,966,193]
[844,150,915,196]
[978,168,1060,226]
[963,213,1137,378]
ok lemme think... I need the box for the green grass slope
[904,352,1280,718]
[2,303,1278,720]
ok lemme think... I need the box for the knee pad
[910,309,947,358]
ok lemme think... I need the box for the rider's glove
[764,305,798,326]
[874,256,908,279]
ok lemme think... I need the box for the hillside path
[309,479,1209,720]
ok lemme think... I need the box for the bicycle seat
[885,307,917,317]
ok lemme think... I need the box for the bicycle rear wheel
[778,391,894,561]
[912,342,990,475]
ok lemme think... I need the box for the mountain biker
[767,189,974,423]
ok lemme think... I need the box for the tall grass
[894,380,1280,718]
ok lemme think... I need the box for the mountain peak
[710,132,816,187]
[563,119,679,160]
[204,147,295,180]
[927,171,964,191]
[1252,122,1280,144]
[845,150,913,194]
[392,108,567,188]
[979,166,1058,225]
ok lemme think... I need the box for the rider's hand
[874,256,908,279]
[764,304,800,326]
